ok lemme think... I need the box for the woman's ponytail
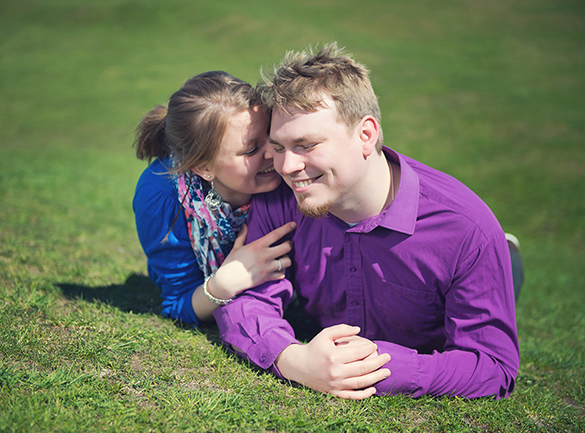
[134,104,170,162]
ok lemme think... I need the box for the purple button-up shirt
[214,147,520,399]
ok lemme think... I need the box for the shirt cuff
[249,327,300,370]
[214,307,299,371]
[373,340,422,396]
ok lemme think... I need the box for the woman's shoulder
[133,158,180,218]
[135,158,175,195]
[133,158,190,247]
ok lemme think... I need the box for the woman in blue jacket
[133,71,295,326]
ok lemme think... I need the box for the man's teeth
[259,166,275,174]
[293,179,314,188]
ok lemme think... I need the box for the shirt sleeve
[133,169,202,325]
[213,279,299,371]
[372,232,520,399]
[213,187,300,371]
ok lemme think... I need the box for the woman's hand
[207,221,296,300]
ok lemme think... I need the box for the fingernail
[291,222,297,229]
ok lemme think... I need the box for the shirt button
[349,266,357,272]
[259,355,266,363]
[350,300,360,306]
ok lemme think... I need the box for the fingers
[270,240,293,259]
[254,221,296,247]
[346,352,391,378]
[362,349,380,360]
[241,222,296,278]
[342,366,391,392]
[334,334,370,347]
[332,387,378,400]
[334,341,380,365]
[321,324,361,342]
[232,223,248,249]
[329,353,390,399]
[322,326,390,398]
[270,255,291,274]
[325,331,379,365]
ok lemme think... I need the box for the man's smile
[290,175,322,191]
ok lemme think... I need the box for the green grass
[1,0,584,431]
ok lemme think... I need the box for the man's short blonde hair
[260,42,383,151]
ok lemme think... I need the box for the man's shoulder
[252,181,297,212]
[246,182,303,240]
[406,156,483,204]
[403,155,501,234]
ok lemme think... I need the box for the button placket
[344,231,364,330]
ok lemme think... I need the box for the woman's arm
[193,221,296,321]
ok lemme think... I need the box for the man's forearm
[372,340,516,399]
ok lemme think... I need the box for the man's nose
[279,150,305,175]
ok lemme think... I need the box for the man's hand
[275,324,391,400]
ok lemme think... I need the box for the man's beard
[296,194,332,219]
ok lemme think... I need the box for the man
[213,43,520,400]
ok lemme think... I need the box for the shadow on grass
[195,302,322,387]
[57,274,321,342]
[195,295,322,347]
[58,273,323,384]
[57,273,163,315]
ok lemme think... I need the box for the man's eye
[301,143,317,151]
[273,145,285,153]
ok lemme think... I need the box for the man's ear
[358,115,380,158]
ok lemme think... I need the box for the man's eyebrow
[269,135,324,145]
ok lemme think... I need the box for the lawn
[1,0,584,431]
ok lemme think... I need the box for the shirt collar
[347,146,419,235]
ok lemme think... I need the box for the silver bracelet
[202,274,233,305]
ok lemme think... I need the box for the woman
[133,71,296,325]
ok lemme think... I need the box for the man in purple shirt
[214,43,520,400]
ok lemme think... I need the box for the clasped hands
[275,324,391,400]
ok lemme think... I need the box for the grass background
[1,0,584,431]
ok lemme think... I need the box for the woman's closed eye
[243,146,260,156]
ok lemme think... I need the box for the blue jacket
[133,158,201,325]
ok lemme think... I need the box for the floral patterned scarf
[173,170,250,278]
